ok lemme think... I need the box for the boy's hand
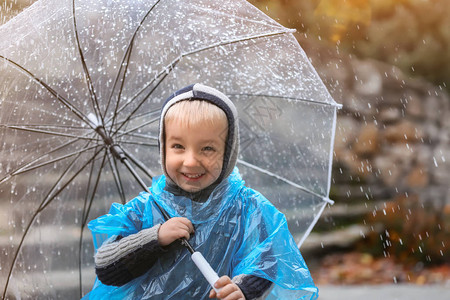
[209,276,245,300]
[158,217,194,246]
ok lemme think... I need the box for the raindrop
[433,157,438,167]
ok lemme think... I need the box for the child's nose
[183,151,199,166]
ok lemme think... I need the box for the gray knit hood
[159,83,239,189]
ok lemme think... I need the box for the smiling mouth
[182,173,204,179]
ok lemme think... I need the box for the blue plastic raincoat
[84,168,318,299]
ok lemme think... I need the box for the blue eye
[202,146,215,152]
[172,144,183,149]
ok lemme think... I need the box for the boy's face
[165,118,227,193]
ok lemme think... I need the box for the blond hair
[164,100,228,129]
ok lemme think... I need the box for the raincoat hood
[85,168,318,299]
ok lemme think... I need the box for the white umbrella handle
[191,252,221,293]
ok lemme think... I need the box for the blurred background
[2,0,449,298]
[246,0,450,297]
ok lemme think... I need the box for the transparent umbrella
[0,0,341,298]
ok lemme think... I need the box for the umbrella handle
[191,252,221,293]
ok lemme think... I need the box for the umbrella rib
[10,144,100,178]
[104,107,160,133]
[179,29,294,57]
[72,0,104,126]
[106,0,163,131]
[111,30,292,135]
[112,68,173,136]
[0,55,92,127]
[227,93,342,108]
[106,149,127,204]
[81,148,107,228]
[0,138,92,184]
[39,147,105,212]
[237,159,333,204]
[108,38,134,135]
[4,124,87,129]
[117,131,158,141]
[106,79,160,125]
[78,149,108,297]
[193,5,289,31]
[121,147,155,180]
[2,144,104,299]
[114,116,160,139]
[1,125,98,141]
[112,107,161,124]
[297,201,329,248]
[119,140,158,147]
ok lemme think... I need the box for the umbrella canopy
[0,0,340,298]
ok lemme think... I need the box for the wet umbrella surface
[0,0,340,298]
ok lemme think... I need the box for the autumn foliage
[249,0,450,93]
[362,194,450,266]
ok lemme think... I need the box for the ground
[310,252,450,285]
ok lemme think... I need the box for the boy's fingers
[158,218,194,246]
[209,289,216,298]
[216,283,236,298]
[214,275,232,288]
[174,217,194,233]
[223,290,245,300]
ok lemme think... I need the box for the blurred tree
[249,0,450,92]
[0,0,36,24]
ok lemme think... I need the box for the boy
[84,84,318,299]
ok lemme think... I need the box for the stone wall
[301,35,449,212]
